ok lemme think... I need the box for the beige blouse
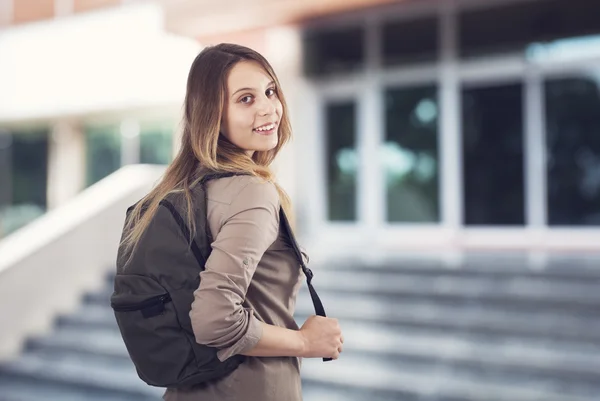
[163,175,305,401]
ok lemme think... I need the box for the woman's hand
[298,315,344,360]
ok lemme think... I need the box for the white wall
[0,2,199,123]
[0,164,166,361]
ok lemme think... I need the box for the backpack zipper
[111,293,172,312]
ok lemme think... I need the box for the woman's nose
[257,97,276,116]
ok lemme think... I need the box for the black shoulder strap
[278,209,327,317]
[279,209,331,362]
[199,171,249,186]
[159,199,206,269]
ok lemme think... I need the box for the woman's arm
[243,316,344,360]
[190,178,280,361]
[241,322,305,357]
[191,177,343,361]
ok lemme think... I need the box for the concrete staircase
[1,257,600,401]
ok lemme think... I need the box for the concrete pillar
[172,120,182,159]
[47,121,86,210]
[264,26,302,206]
[120,119,140,166]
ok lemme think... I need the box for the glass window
[0,129,48,237]
[85,124,121,187]
[545,76,600,226]
[459,0,600,58]
[325,102,357,221]
[462,83,525,225]
[12,130,48,207]
[140,122,174,165]
[303,26,364,77]
[382,17,438,66]
[0,130,12,211]
[384,86,440,223]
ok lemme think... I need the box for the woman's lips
[253,122,277,135]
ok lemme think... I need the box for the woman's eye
[240,96,253,104]
[266,88,276,97]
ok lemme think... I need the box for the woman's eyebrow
[231,81,275,98]
[231,87,253,98]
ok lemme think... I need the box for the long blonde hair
[120,43,293,261]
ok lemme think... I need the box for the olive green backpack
[110,172,328,389]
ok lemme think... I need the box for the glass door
[461,82,526,226]
[544,74,600,226]
[384,84,440,223]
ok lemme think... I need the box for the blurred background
[1,0,600,400]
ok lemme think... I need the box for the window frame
[300,0,600,253]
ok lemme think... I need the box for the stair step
[296,311,600,356]
[84,290,111,308]
[64,291,600,346]
[315,269,600,298]
[96,269,600,312]
[293,292,600,343]
[0,352,162,399]
[56,304,118,331]
[105,254,600,286]
[325,254,600,280]
[25,327,129,359]
[301,353,597,401]
[302,381,401,401]
[306,270,600,310]
[32,319,600,389]
[10,333,600,401]
[0,375,157,401]
[24,345,131,367]
[323,321,600,389]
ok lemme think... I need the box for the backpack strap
[278,209,326,317]
[159,199,206,269]
[199,171,249,186]
[279,209,332,362]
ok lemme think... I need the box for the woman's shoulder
[206,174,279,207]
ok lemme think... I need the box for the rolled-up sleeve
[190,179,280,361]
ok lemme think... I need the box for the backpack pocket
[111,274,198,387]
[112,293,172,317]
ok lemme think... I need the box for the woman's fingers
[336,335,344,356]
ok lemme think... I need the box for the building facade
[1,0,600,255]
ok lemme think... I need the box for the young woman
[119,43,344,400]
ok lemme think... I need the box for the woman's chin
[252,137,279,152]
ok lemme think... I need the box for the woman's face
[220,61,283,156]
